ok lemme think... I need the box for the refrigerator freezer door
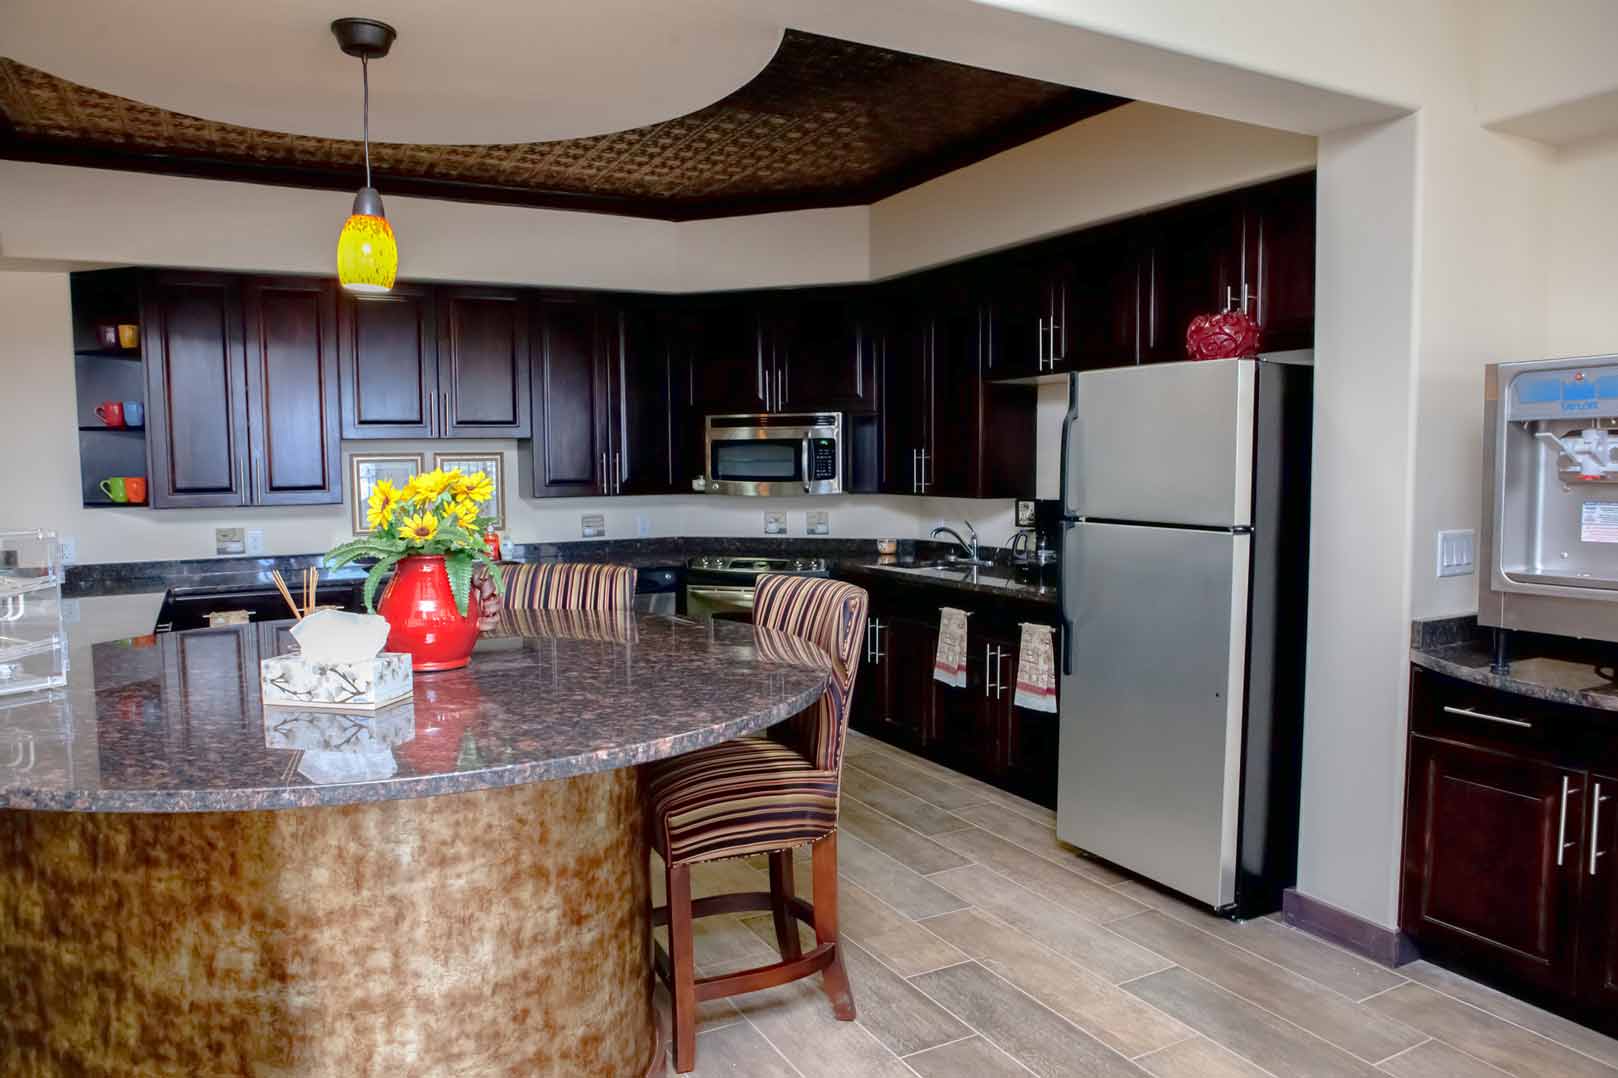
[1064,358,1255,528]
[1057,520,1251,909]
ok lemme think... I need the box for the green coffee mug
[99,477,128,503]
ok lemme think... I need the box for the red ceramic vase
[1185,310,1262,360]
[376,555,480,672]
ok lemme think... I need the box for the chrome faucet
[931,521,993,566]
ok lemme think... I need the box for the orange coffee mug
[124,477,147,504]
[117,323,139,349]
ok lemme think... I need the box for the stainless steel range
[684,555,829,621]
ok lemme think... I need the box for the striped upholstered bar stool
[495,561,637,614]
[646,574,868,1073]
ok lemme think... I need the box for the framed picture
[433,452,505,530]
[349,453,424,535]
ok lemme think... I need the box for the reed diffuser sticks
[270,568,320,620]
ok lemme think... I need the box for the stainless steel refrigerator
[1056,356,1312,916]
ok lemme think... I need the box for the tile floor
[652,730,1618,1077]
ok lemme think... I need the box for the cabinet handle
[762,369,771,412]
[911,449,919,494]
[1595,782,1609,877]
[1036,317,1046,370]
[1558,774,1581,867]
[613,451,621,495]
[1441,705,1531,729]
[872,619,884,664]
[996,646,1007,698]
[442,391,450,434]
[781,361,788,409]
[601,451,608,492]
[984,644,992,698]
[919,449,930,493]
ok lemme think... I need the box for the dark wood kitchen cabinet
[682,302,769,415]
[141,271,251,508]
[436,286,531,437]
[1246,171,1317,353]
[853,613,936,754]
[240,276,342,505]
[1402,667,1618,1036]
[1141,192,1246,364]
[767,291,880,413]
[337,282,438,439]
[614,306,683,495]
[988,237,1137,377]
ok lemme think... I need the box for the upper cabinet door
[879,296,932,495]
[1247,173,1316,353]
[528,296,609,498]
[1064,225,1142,370]
[1141,194,1245,365]
[437,287,532,437]
[141,272,249,508]
[615,306,681,496]
[771,292,877,413]
[241,277,341,505]
[684,302,769,414]
[337,283,438,439]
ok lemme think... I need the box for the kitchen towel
[932,607,969,687]
[1013,623,1057,712]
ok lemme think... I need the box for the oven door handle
[686,586,756,607]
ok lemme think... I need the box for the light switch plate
[245,529,265,556]
[215,527,246,556]
[1437,528,1475,577]
[57,536,77,564]
[806,511,829,536]
[764,511,787,536]
[581,513,606,539]
[636,514,652,538]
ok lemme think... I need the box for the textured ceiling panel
[0,30,1125,219]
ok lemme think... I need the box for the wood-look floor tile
[949,802,1126,884]
[835,832,970,920]
[1402,961,1618,1069]
[1365,984,1618,1078]
[1124,967,1383,1078]
[905,1035,1036,1077]
[910,961,1147,1077]
[1108,881,1408,1001]
[839,799,972,874]
[659,1018,801,1078]
[923,908,1191,1058]
[844,768,971,835]
[730,973,916,1078]
[1107,912,1422,1063]
[845,756,988,810]
[1133,1036,1274,1078]
[786,866,970,978]
[934,827,1147,923]
[1378,1038,1514,1078]
[927,865,1170,983]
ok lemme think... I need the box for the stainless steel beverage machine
[1481,356,1618,644]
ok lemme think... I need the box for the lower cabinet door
[1402,735,1586,997]
[1580,773,1618,1014]
[877,616,935,752]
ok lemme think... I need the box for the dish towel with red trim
[1013,623,1058,712]
[932,607,969,687]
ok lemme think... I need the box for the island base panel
[0,770,657,1076]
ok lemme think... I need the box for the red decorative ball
[1185,311,1262,360]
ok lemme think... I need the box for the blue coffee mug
[122,401,144,428]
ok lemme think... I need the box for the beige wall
[1546,133,1618,356]
[870,102,1316,277]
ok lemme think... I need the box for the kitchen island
[0,614,829,1076]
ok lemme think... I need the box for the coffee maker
[1480,356,1618,645]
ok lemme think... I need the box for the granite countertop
[1411,616,1618,713]
[0,615,829,813]
[835,558,1059,607]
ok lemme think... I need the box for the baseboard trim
[1282,888,1419,968]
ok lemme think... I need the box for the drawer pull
[1442,705,1532,729]
[1558,774,1582,867]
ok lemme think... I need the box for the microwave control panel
[810,438,838,480]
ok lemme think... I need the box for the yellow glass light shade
[337,212,397,294]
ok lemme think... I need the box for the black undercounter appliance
[1057,356,1313,916]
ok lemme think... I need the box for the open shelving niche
[69,270,149,508]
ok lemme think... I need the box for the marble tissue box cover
[260,653,413,711]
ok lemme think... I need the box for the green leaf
[444,550,474,618]
[363,554,402,614]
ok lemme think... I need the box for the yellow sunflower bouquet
[324,468,504,616]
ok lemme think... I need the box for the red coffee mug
[124,477,147,504]
[95,401,124,428]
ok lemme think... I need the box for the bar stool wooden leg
[668,862,697,1073]
[768,850,802,961]
[811,833,856,1021]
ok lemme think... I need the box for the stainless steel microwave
[701,413,843,496]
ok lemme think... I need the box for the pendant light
[332,17,398,293]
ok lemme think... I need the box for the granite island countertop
[0,614,829,813]
[1411,616,1618,713]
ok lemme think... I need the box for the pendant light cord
[361,55,372,190]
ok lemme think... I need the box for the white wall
[1545,133,1618,356]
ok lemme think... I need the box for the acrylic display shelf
[0,531,68,697]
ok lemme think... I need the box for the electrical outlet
[245,529,265,556]
[215,527,246,556]
[806,511,829,536]
[581,513,606,539]
[1437,529,1475,578]
[764,511,787,536]
[636,514,652,538]
[57,535,77,564]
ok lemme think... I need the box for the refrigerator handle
[1059,519,1075,676]
[1059,370,1080,519]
